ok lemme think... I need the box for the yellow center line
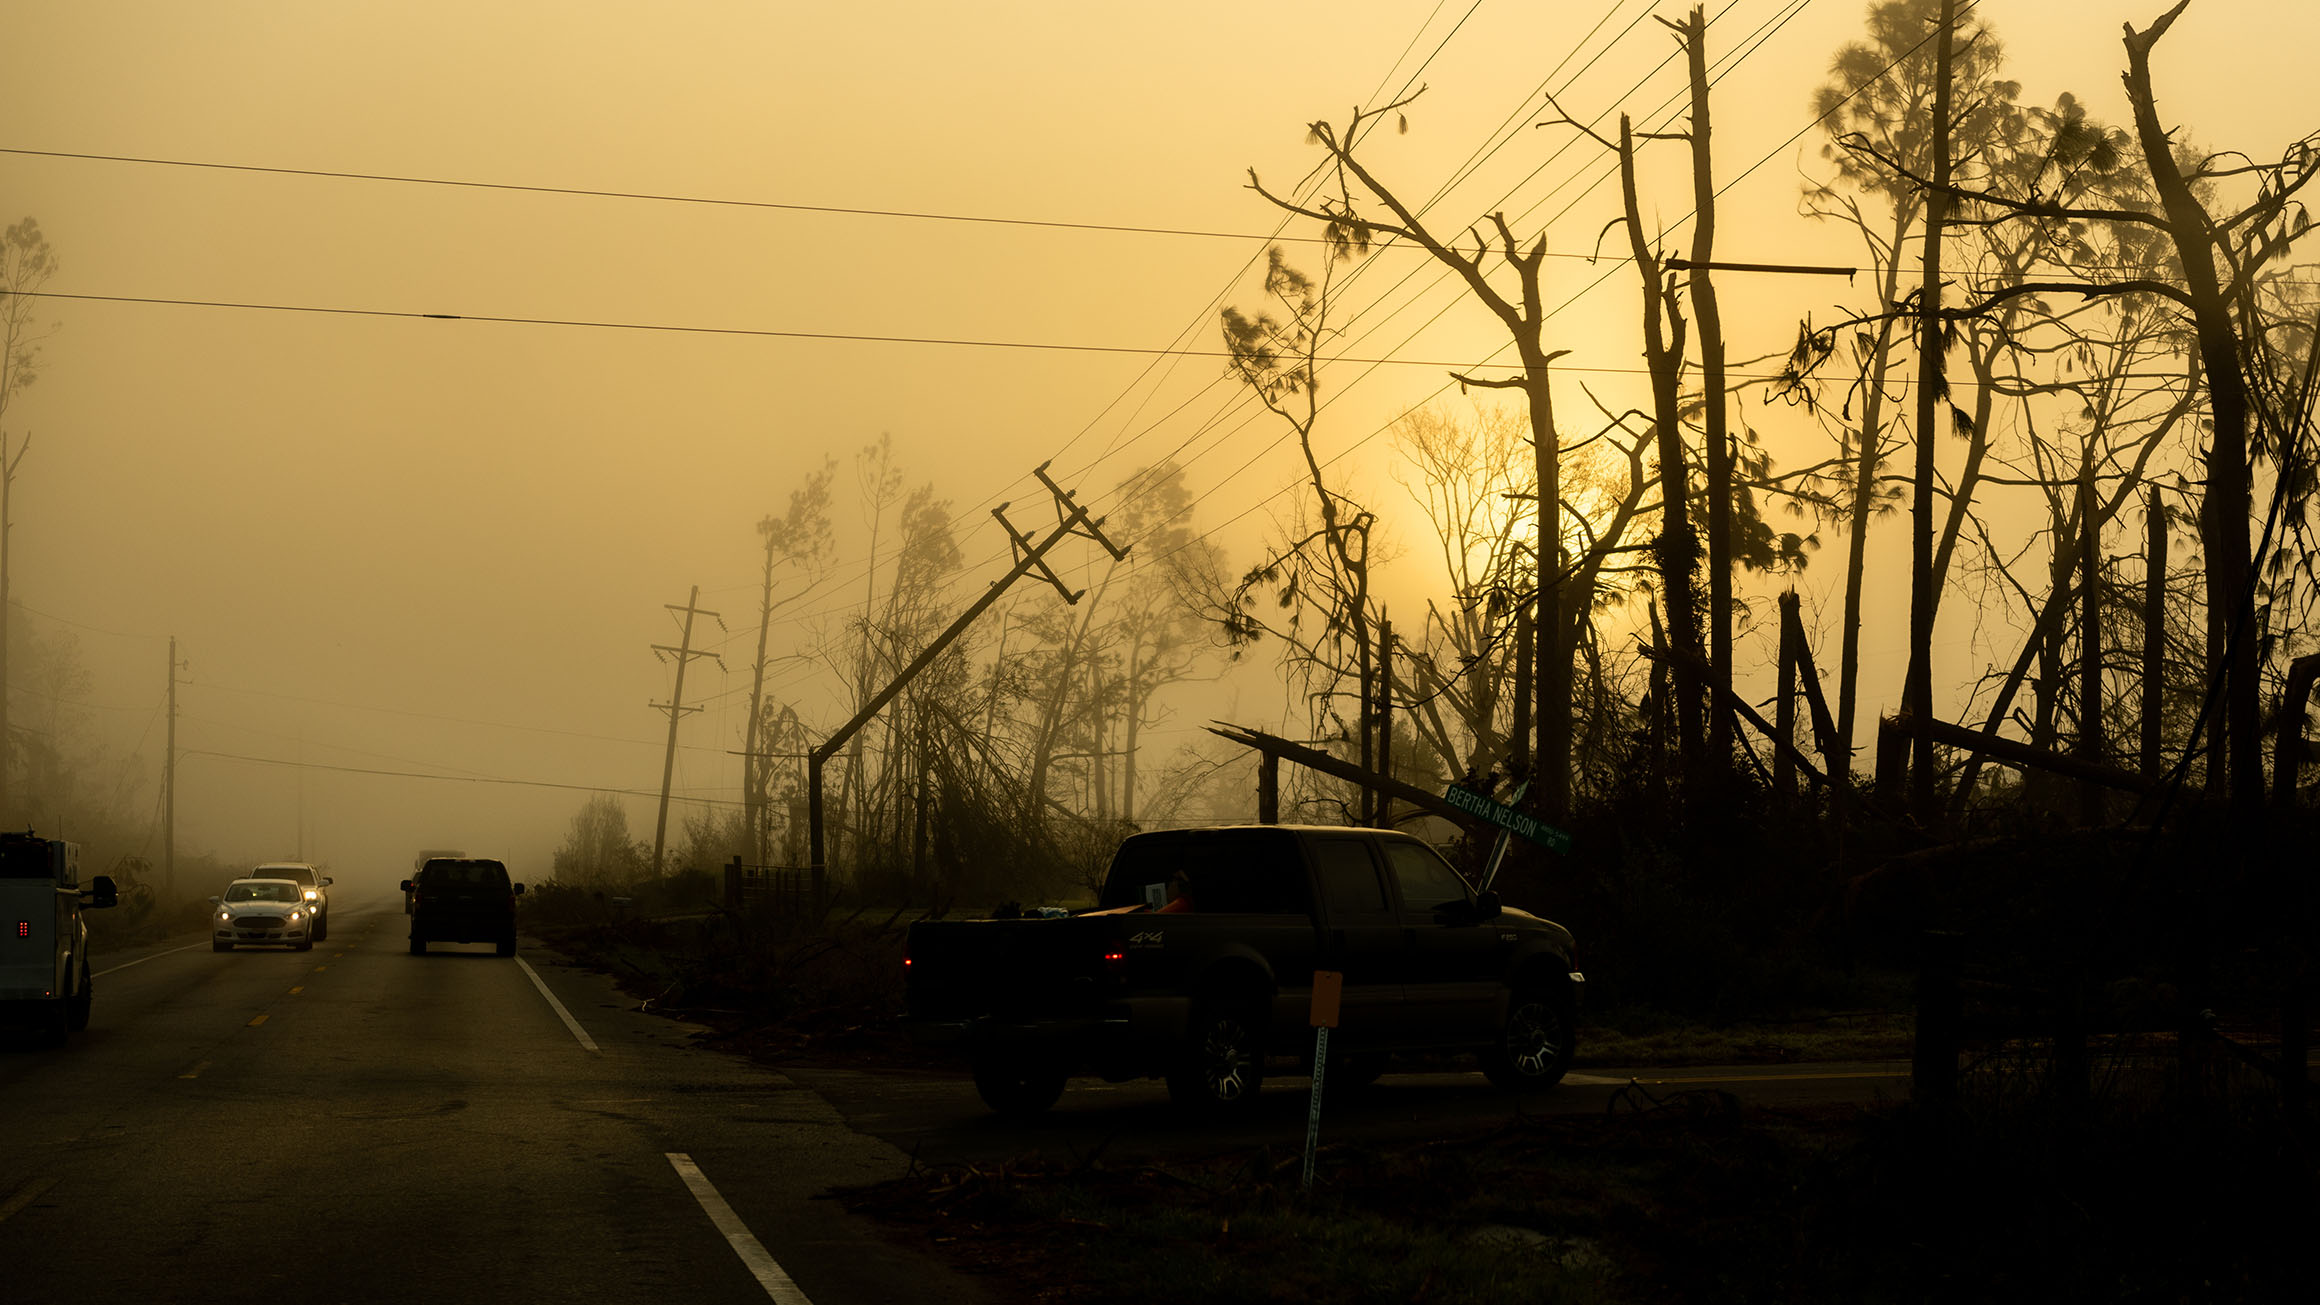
[288,986,304,995]
[248,1014,268,1027]
[178,1060,211,1079]
[312,966,328,973]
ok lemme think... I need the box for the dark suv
[401,857,524,957]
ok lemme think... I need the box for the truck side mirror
[399,880,415,892]
[82,875,120,909]
[320,876,334,886]
[1473,890,1501,919]
[513,883,526,895]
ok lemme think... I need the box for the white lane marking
[94,941,210,977]
[0,1177,58,1225]
[666,1153,815,1305]
[514,956,599,1052]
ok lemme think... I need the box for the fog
[1,1,2312,893]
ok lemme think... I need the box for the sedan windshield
[226,881,301,903]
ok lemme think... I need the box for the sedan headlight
[289,909,305,922]
[217,910,232,923]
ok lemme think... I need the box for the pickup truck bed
[906,824,1580,1114]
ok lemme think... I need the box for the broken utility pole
[806,464,1125,898]
[650,585,723,876]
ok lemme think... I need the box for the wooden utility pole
[1376,614,1394,828]
[0,432,25,815]
[650,586,722,876]
[2078,467,2104,826]
[808,464,1124,894]
[1677,4,1736,781]
[1904,0,1957,825]
[165,637,180,898]
[744,529,780,867]
[1776,592,1801,802]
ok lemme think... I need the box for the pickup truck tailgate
[1,880,59,999]
[907,918,1118,1021]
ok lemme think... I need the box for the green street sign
[1443,784,1572,854]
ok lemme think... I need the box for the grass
[842,1076,2315,1304]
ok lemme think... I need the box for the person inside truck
[1156,869,1196,913]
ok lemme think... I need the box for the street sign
[1444,784,1572,854]
[1309,969,1343,1029]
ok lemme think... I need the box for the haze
[0,0,2311,889]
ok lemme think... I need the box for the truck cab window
[1384,842,1471,913]
[1310,838,1390,915]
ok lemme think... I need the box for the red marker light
[1102,948,1127,979]
[15,921,27,939]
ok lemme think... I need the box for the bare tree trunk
[1618,115,1704,790]
[2125,3,2260,812]
[2142,485,2167,782]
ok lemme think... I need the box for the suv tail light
[1102,947,1127,981]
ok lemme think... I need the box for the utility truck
[1,831,120,1045]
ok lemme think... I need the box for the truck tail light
[15,920,27,938]
[1103,948,1127,981]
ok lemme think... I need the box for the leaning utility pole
[807,464,1124,897]
[649,586,722,876]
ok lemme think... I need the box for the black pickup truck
[905,824,1582,1115]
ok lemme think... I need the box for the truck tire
[1481,985,1574,1090]
[1167,1001,1265,1111]
[409,935,427,956]
[313,915,328,943]
[40,999,69,1047]
[66,963,92,1032]
[972,1055,1067,1117]
[496,934,517,958]
[295,938,314,952]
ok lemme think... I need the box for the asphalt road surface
[4,899,1911,1304]
[0,900,1006,1305]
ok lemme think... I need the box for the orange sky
[0,0,2311,882]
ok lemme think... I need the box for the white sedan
[211,878,315,952]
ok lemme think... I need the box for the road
[0,897,1008,1305]
[3,896,1916,1304]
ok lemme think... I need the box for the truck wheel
[40,999,69,1047]
[409,935,427,956]
[67,964,92,1032]
[972,1055,1067,1117]
[313,916,328,943]
[1167,1002,1265,1110]
[496,934,517,958]
[1481,986,1574,1090]
[295,938,314,952]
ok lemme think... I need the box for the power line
[0,141,1639,265]
[181,747,742,806]
[41,287,1844,363]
